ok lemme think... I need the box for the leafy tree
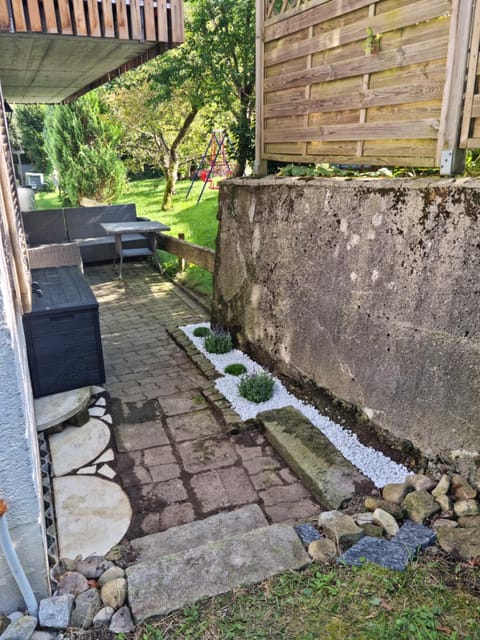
[188,0,256,176]
[44,92,126,206]
[15,105,52,175]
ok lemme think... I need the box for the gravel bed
[181,322,410,488]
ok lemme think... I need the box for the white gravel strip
[181,323,410,487]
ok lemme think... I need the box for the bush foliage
[238,372,275,403]
[224,363,247,376]
[204,330,233,354]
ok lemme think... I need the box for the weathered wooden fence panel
[258,0,460,168]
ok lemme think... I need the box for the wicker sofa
[22,204,151,264]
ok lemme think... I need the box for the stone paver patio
[86,262,320,540]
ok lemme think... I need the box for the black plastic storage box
[23,266,105,398]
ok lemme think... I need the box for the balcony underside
[0,33,169,103]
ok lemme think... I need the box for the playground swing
[186,130,235,204]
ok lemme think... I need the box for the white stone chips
[181,323,410,488]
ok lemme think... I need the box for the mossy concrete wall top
[212,177,480,465]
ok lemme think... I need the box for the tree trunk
[233,94,252,177]
[162,154,179,210]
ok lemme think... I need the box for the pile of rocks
[0,554,134,640]
[297,472,480,569]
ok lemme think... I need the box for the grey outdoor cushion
[22,209,68,246]
[65,204,137,240]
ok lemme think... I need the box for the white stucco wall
[0,234,50,612]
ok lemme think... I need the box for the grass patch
[34,178,219,298]
[238,372,275,403]
[135,558,480,640]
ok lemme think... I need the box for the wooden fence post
[254,0,267,177]
[437,0,475,174]
[178,233,186,272]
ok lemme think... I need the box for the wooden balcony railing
[0,0,183,44]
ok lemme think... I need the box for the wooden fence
[256,0,478,172]
[0,0,184,44]
[157,234,215,273]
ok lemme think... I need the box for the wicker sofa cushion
[64,204,137,240]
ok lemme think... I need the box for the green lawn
[138,559,480,640]
[35,178,219,298]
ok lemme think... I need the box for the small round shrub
[204,330,233,354]
[238,372,275,403]
[193,326,211,338]
[224,363,247,376]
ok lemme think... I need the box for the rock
[97,566,125,587]
[100,578,128,609]
[382,482,412,505]
[405,474,436,492]
[451,475,477,501]
[31,632,58,640]
[453,499,480,518]
[431,474,450,497]
[458,515,480,528]
[402,490,440,524]
[354,512,374,526]
[55,571,89,596]
[360,523,384,538]
[392,520,436,557]
[293,523,322,546]
[338,536,410,571]
[435,494,452,513]
[433,519,458,529]
[70,588,101,630]
[74,556,114,579]
[307,538,337,563]
[364,497,404,519]
[38,595,74,629]
[0,617,9,635]
[318,511,364,549]
[0,615,37,640]
[7,614,22,623]
[109,606,135,634]
[372,508,399,537]
[93,607,114,627]
[436,527,480,561]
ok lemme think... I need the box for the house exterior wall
[212,177,480,476]
[0,227,49,612]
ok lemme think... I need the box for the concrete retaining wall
[212,177,480,468]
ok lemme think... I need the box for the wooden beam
[143,0,156,42]
[87,0,101,36]
[157,0,168,42]
[129,0,142,40]
[460,0,480,147]
[57,0,73,34]
[255,0,267,175]
[101,0,114,36]
[11,0,27,31]
[170,0,184,44]
[0,0,10,30]
[437,0,474,167]
[116,0,129,39]
[71,0,88,35]
[156,234,215,273]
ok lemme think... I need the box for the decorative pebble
[97,566,125,587]
[100,578,127,609]
[109,606,135,634]
[93,606,115,627]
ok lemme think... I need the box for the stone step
[126,524,310,621]
[257,406,374,509]
[130,504,268,562]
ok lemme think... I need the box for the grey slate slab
[127,524,311,621]
[257,406,374,509]
[392,520,436,557]
[338,536,410,571]
[0,616,37,640]
[130,504,268,561]
[294,523,322,546]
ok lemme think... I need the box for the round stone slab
[34,386,91,431]
[53,475,132,559]
[49,418,111,476]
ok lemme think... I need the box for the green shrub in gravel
[193,326,211,338]
[224,363,247,376]
[238,372,275,403]
[204,330,233,354]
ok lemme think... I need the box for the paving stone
[177,439,239,474]
[166,410,223,442]
[142,478,188,503]
[244,457,281,476]
[338,536,410,571]
[160,503,196,529]
[143,446,176,467]
[278,468,299,484]
[131,504,268,561]
[49,418,110,476]
[250,469,284,491]
[127,524,310,621]
[258,407,374,509]
[260,483,310,507]
[265,499,320,524]
[391,520,436,557]
[38,595,74,629]
[219,467,257,506]
[148,464,182,483]
[158,393,208,416]
[113,420,169,452]
[0,616,37,640]
[35,387,91,432]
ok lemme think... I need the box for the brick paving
[86,262,320,540]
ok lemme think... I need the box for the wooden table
[100,220,170,278]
